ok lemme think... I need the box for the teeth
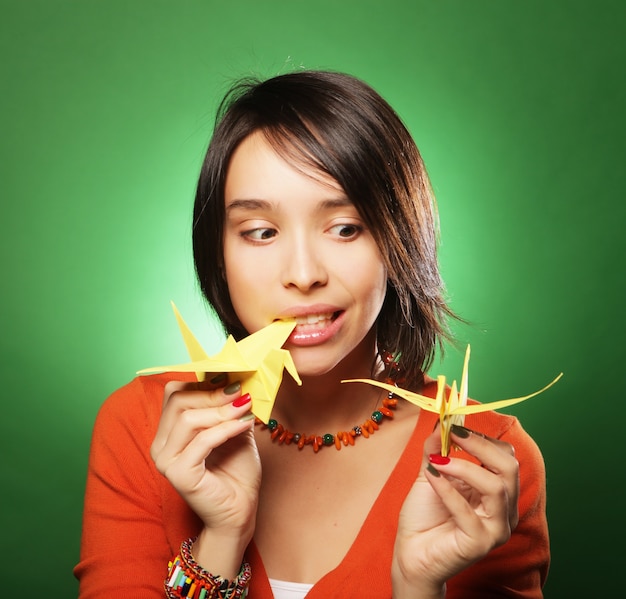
[295,313,333,325]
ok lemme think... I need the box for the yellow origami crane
[138,302,301,423]
[344,345,562,456]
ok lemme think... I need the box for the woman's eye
[329,223,362,239]
[243,227,276,241]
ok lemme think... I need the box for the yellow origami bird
[344,345,562,456]
[138,302,301,423]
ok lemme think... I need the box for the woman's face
[223,131,387,377]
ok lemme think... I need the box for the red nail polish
[429,453,451,465]
[232,393,252,408]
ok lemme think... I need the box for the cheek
[344,250,387,311]
[225,268,255,314]
[223,236,262,288]
[369,268,388,313]
[369,255,388,312]
[224,247,273,331]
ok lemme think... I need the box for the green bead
[323,433,335,445]
[268,419,278,431]
[371,410,383,423]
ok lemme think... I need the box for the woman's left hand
[391,424,520,598]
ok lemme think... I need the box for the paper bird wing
[451,373,563,415]
[172,301,208,362]
[137,335,254,379]
[236,319,298,368]
[243,348,302,423]
[137,303,301,423]
[343,372,563,417]
[342,378,438,411]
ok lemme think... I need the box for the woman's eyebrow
[317,197,353,210]
[226,197,353,214]
[225,199,273,213]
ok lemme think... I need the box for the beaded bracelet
[164,537,251,599]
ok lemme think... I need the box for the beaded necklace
[254,351,403,453]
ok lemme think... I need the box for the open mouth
[283,311,343,341]
[294,312,338,326]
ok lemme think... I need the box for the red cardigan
[75,373,549,597]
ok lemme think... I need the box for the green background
[1,1,624,596]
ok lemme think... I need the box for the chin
[289,348,354,380]
[293,361,337,379]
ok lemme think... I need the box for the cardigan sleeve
[74,376,177,598]
[446,414,550,598]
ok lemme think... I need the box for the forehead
[225,131,345,201]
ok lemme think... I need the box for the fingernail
[224,381,241,395]
[210,373,227,384]
[426,463,441,477]
[232,393,251,408]
[429,453,451,465]
[238,412,256,423]
[450,424,471,438]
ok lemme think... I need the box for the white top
[269,578,315,599]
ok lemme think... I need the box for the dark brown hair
[192,70,454,388]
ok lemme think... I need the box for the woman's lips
[287,311,344,346]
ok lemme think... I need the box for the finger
[425,463,512,549]
[160,417,256,490]
[424,466,495,550]
[419,427,443,472]
[429,457,511,515]
[450,425,518,490]
[152,384,249,455]
[161,396,252,457]
[162,374,231,405]
[159,381,244,436]
[451,424,515,456]
[153,400,254,473]
[431,435,520,531]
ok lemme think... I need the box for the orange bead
[271,424,284,441]
[379,406,393,418]
[334,435,342,450]
[346,433,355,446]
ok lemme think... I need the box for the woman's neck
[271,351,386,432]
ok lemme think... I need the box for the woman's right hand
[150,377,261,545]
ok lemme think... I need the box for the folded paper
[138,302,301,423]
[344,345,562,456]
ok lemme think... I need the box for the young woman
[75,71,549,598]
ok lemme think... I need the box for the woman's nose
[280,237,328,291]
